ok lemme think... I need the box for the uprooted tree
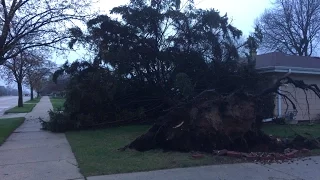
[49,0,320,152]
[124,76,320,153]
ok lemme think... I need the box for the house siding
[274,74,320,121]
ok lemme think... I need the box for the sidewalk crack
[0,159,74,166]
[66,159,78,167]
[256,164,305,180]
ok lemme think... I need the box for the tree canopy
[49,0,271,131]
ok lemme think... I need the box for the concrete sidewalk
[0,96,83,180]
[0,113,27,119]
[88,156,320,180]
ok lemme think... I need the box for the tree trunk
[30,85,34,100]
[17,82,23,107]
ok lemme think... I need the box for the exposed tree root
[124,76,320,153]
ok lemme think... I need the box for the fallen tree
[123,76,320,153]
[47,1,320,156]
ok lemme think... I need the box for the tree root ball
[124,92,284,153]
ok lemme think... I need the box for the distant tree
[25,60,55,100]
[256,0,320,56]
[0,0,95,65]
[0,49,44,107]
[41,72,68,96]
[0,86,6,96]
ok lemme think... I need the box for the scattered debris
[210,148,313,163]
[213,149,228,156]
[191,153,205,159]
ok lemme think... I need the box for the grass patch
[66,124,320,176]
[5,103,36,114]
[66,125,242,177]
[0,117,25,145]
[262,124,320,156]
[50,98,65,111]
[25,97,41,104]
[262,124,320,138]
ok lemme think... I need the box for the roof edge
[256,66,320,75]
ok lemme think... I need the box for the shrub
[272,117,286,125]
[40,109,70,132]
[174,73,194,99]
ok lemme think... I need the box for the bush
[40,109,70,132]
[272,117,286,125]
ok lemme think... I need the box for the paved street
[0,96,28,115]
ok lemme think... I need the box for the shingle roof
[255,52,320,69]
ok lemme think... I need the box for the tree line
[0,0,95,107]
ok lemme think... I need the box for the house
[256,52,320,122]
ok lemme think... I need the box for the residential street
[0,96,28,115]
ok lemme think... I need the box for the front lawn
[66,123,320,177]
[5,103,37,114]
[50,98,65,110]
[0,117,25,145]
[66,125,242,177]
[262,124,320,138]
[262,124,320,156]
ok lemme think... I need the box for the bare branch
[0,0,97,65]
[256,0,320,56]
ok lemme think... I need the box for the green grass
[25,97,41,104]
[66,125,242,177]
[262,124,320,138]
[66,124,320,176]
[262,124,320,156]
[0,117,25,145]
[5,103,37,114]
[50,98,65,111]
[4,97,41,114]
